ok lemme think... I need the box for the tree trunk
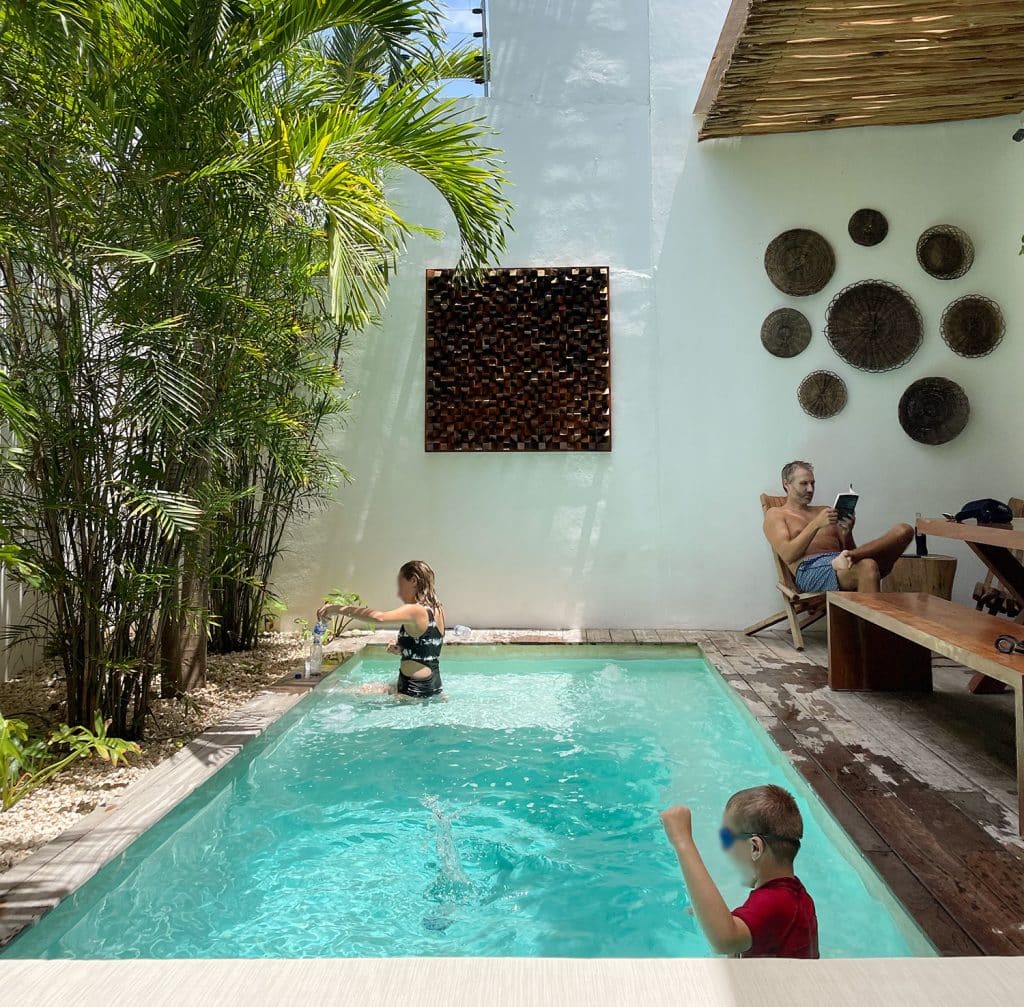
[161,539,208,697]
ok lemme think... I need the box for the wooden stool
[882,554,957,601]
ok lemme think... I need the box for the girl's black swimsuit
[396,607,443,697]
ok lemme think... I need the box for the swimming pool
[3,646,934,958]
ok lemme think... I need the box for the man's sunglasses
[719,826,801,851]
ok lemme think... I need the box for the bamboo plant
[0,1,511,736]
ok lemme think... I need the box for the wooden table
[917,517,1024,693]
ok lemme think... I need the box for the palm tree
[0,1,511,735]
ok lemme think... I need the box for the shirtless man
[764,461,913,594]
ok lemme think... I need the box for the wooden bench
[827,592,1024,835]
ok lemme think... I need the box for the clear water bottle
[452,624,471,639]
[309,620,326,676]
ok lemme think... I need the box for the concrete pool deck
[3,956,1024,1006]
[1,626,1021,967]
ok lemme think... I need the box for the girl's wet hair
[399,560,443,615]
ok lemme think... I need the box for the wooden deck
[584,625,1024,956]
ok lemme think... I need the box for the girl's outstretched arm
[318,602,426,629]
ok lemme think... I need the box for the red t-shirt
[732,876,819,958]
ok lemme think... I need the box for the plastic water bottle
[452,624,471,639]
[309,620,326,676]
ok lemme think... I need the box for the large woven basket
[917,225,974,280]
[825,280,922,372]
[941,295,1004,358]
[764,229,835,297]
[798,370,847,419]
[898,377,970,445]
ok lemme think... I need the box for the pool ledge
[0,689,304,947]
[1,955,1021,1006]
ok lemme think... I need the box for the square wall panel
[425,267,611,452]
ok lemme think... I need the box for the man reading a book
[764,461,913,594]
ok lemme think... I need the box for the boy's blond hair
[726,785,804,860]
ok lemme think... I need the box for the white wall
[0,568,40,681]
[275,0,1024,630]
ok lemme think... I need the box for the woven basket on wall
[761,308,812,358]
[898,377,970,445]
[798,370,848,419]
[940,295,1004,358]
[848,208,888,247]
[764,229,835,296]
[825,280,922,372]
[917,225,974,280]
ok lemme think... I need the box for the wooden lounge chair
[743,493,826,651]
[972,496,1024,619]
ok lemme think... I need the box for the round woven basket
[825,280,922,372]
[898,377,970,445]
[917,225,974,280]
[798,370,848,419]
[761,308,812,358]
[940,295,1004,358]
[848,208,888,247]
[764,229,835,296]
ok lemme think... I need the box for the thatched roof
[695,1,1024,140]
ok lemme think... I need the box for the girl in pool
[317,560,445,698]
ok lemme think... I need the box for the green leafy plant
[322,590,370,639]
[260,595,288,634]
[0,711,139,812]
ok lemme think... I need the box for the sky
[440,2,488,99]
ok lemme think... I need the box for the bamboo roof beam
[696,0,1024,140]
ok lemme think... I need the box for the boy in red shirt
[661,785,819,958]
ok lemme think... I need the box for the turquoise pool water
[4,647,934,959]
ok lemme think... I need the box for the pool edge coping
[2,955,1024,1006]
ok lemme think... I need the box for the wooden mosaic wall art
[425,267,611,452]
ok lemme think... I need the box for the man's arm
[764,508,837,566]
[661,807,752,956]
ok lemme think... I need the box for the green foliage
[323,590,367,638]
[260,594,288,633]
[0,710,139,812]
[0,1,511,730]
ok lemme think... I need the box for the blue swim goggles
[719,826,801,850]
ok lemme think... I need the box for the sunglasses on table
[719,826,801,850]
[995,634,1024,656]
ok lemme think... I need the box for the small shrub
[0,710,139,812]
[322,590,372,639]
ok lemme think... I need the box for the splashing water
[421,795,476,931]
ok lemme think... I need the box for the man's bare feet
[831,550,853,573]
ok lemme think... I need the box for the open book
[834,486,858,522]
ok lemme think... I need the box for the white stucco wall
[275,0,1024,630]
